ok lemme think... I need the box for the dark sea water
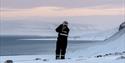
[0,35,101,56]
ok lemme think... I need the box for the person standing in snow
[55,21,70,59]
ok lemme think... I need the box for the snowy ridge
[104,28,125,42]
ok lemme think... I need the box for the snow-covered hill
[72,28,125,58]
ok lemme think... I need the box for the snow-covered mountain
[1,20,120,40]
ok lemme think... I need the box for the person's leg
[61,49,66,59]
[61,37,67,59]
[56,48,60,59]
[56,37,61,59]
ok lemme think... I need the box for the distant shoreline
[0,35,102,56]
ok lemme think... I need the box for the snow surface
[0,28,125,63]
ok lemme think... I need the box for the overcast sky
[0,0,125,35]
[1,0,124,22]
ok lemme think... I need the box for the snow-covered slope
[0,28,125,63]
[72,28,125,57]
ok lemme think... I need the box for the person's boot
[56,55,60,60]
[61,55,65,59]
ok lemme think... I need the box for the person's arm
[55,24,62,33]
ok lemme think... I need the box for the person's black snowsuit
[55,24,69,59]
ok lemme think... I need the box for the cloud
[1,6,124,19]
[1,0,123,8]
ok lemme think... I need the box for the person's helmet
[63,21,68,25]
